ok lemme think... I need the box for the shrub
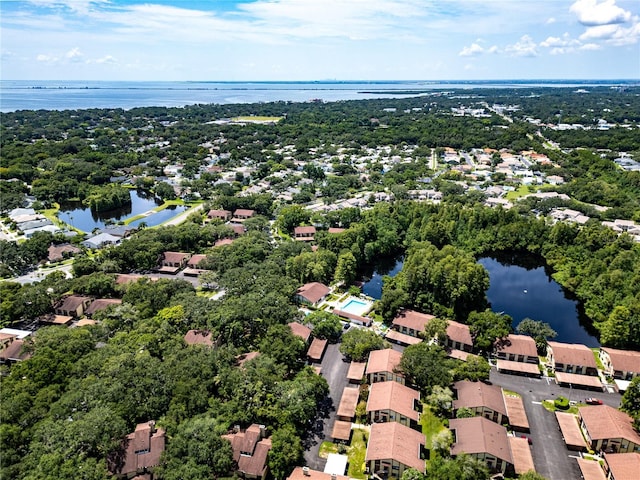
[555,396,570,410]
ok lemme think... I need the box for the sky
[1,0,639,81]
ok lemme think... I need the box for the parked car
[585,398,603,405]
[518,434,533,445]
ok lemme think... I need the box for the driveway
[303,342,351,471]
[490,370,621,480]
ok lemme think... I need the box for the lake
[57,189,186,232]
[362,254,600,346]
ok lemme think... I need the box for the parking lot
[490,370,622,480]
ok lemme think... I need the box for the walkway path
[161,203,204,227]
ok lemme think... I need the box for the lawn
[231,116,284,123]
[505,185,532,200]
[421,405,447,449]
[347,428,368,479]
[319,441,339,458]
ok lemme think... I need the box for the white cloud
[546,17,556,24]
[580,19,640,45]
[486,45,499,54]
[505,35,538,57]
[36,53,59,64]
[540,33,580,48]
[459,43,484,56]
[579,43,601,50]
[570,0,631,26]
[65,47,83,61]
[94,55,116,64]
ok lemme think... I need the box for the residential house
[579,405,640,454]
[110,421,165,479]
[494,334,541,377]
[183,254,208,277]
[82,232,121,249]
[85,298,122,318]
[222,424,272,480]
[328,227,346,234]
[293,226,316,242]
[547,341,601,389]
[55,295,93,318]
[207,209,232,221]
[599,348,640,381]
[444,320,474,354]
[367,381,420,429]
[295,282,330,306]
[449,416,515,475]
[452,380,509,425]
[184,329,214,347]
[288,322,312,344]
[365,422,427,478]
[366,349,404,385]
[0,332,30,364]
[158,251,190,273]
[47,243,81,263]
[232,209,255,222]
[386,309,433,346]
[604,452,640,480]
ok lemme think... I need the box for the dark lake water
[362,254,600,346]
[57,189,186,232]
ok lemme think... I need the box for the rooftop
[391,309,435,333]
[548,341,598,369]
[605,452,640,480]
[450,416,513,465]
[367,381,420,421]
[580,406,640,444]
[365,421,426,472]
[601,347,640,374]
[296,282,330,304]
[494,334,538,358]
[453,380,507,418]
[366,348,403,376]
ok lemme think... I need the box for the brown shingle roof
[548,341,598,369]
[308,338,328,361]
[85,298,122,316]
[163,251,190,264]
[328,228,346,234]
[367,381,420,422]
[233,209,255,218]
[509,437,534,474]
[296,282,330,304]
[208,209,232,219]
[116,422,165,476]
[604,452,640,480]
[337,387,360,419]
[331,421,352,441]
[453,380,507,418]
[187,254,207,268]
[294,226,316,235]
[601,348,640,374]
[47,243,81,262]
[184,329,214,346]
[288,322,312,343]
[504,394,529,431]
[496,359,541,375]
[556,412,586,450]
[347,362,366,382]
[391,309,435,333]
[223,424,272,478]
[0,339,30,362]
[365,422,426,472]
[494,334,538,358]
[447,320,473,347]
[580,405,640,444]
[577,458,606,480]
[237,351,260,367]
[385,330,422,345]
[56,295,92,313]
[555,372,602,388]
[450,417,513,465]
[365,349,403,376]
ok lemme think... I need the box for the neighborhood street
[490,370,622,480]
[303,342,350,471]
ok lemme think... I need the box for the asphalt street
[303,342,351,471]
[490,369,622,480]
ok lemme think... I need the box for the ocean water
[0,80,629,112]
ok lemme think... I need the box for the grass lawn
[505,185,531,200]
[541,399,582,415]
[347,428,368,479]
[319,441,339,458]
[421,405,447,449]
[231,115,284,123]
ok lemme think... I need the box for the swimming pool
[339,297,372,317]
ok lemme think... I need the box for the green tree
[159,416,233,480]
[452,355,491,382]
[425,385,453,415]
[516,318,557,354]
[339,329,385,361]
[276,205,310,234]
[621,377,640,429]
[400,343,452,395]
[334,251,358,285]
[155,181,177,200]
[268,425,303,480]
[306,311,342,342]
[518,471,550,480]
[468,310,512,353]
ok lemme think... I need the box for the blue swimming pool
[339,298,372,316]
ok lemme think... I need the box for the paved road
[303,342,350,471]
[8,263,73,285]
[162,203,204,226]
[490,370,621,480]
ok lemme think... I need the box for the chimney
[234,425,241,433]
[259,424,266,438]
[302,467,310,476]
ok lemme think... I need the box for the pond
[361,253,600,346]
[57,190,185,232]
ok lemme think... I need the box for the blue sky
[1,0,638,80]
